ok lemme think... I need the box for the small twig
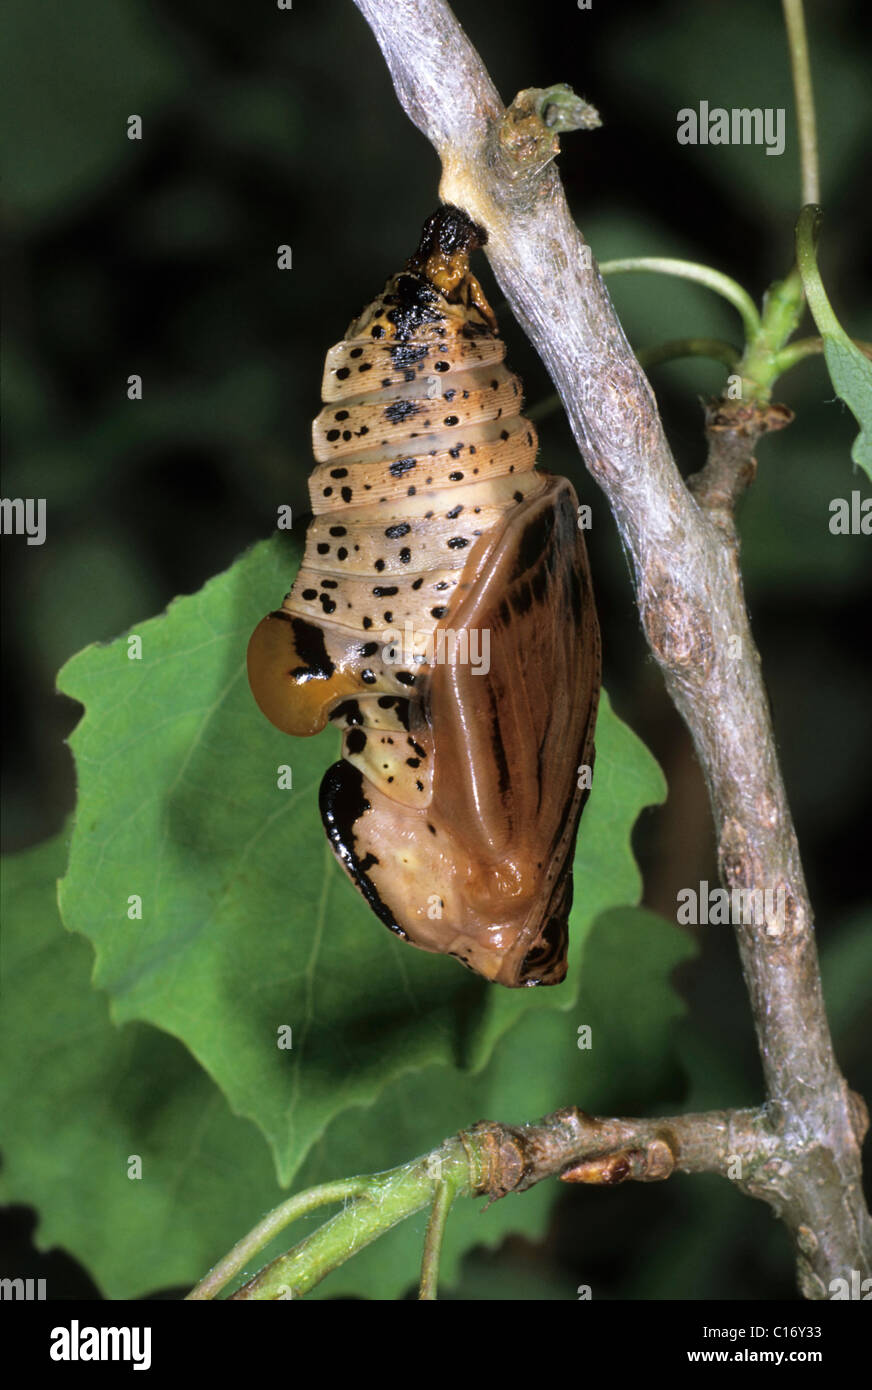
[185,1178,372,1300]
[638,337,741,371]
[419,1181,455,1300]
[687,399,794,539]
[598,257,762,341]
[781,0,820,206]
[229,1141,478,1300]
[192,1106,791,1299]
[774,335,872,374]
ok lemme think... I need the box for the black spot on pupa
[326,429,340,442]
[372,585,398,597]
[359,642,379,657]
[389,342,428,369]
[301,588,317,601]
[337,547,348,560]
[431,607,447,619]
[329,525,347,537]
[389,457,417,477]
[283,615,334,682]
[349,347,363,358]
[447,537,468,549]
[399,547,411,563]
[316,543,330,555]
[396,671,415,687]
[335,410,349,421]
[319,594,337,615]
[330,698,362,725]
[341,487,353,503]
[320,579,338,589]
[346,727,367,755]
[361,669,377,685]
[336,367,351,380]
[319,762,406,938]
[384,399,419,424]
[411,577,424,590]
[446,504,463,519]
[448,471,463,481]
[443,415,459,426]
[330,467,348,479]
[385,273,443,341]
[385,522,411,539]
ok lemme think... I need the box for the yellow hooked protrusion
[406,204,498,331]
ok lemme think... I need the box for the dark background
[2,0,870,1299]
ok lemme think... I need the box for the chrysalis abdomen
[248,206,600,986]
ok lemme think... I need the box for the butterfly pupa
[248,205,601,986]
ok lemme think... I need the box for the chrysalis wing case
[248,206,601,986]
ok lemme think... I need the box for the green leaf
[796,205,872,482]
[820,337,872,480]
[57,534,667,1186]
[0,832,283,1300]
[1,831,690,1300]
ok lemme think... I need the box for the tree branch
[206,1107,776,1299]
[352,0,871,1296]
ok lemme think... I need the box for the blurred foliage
[1,0,870,1300]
